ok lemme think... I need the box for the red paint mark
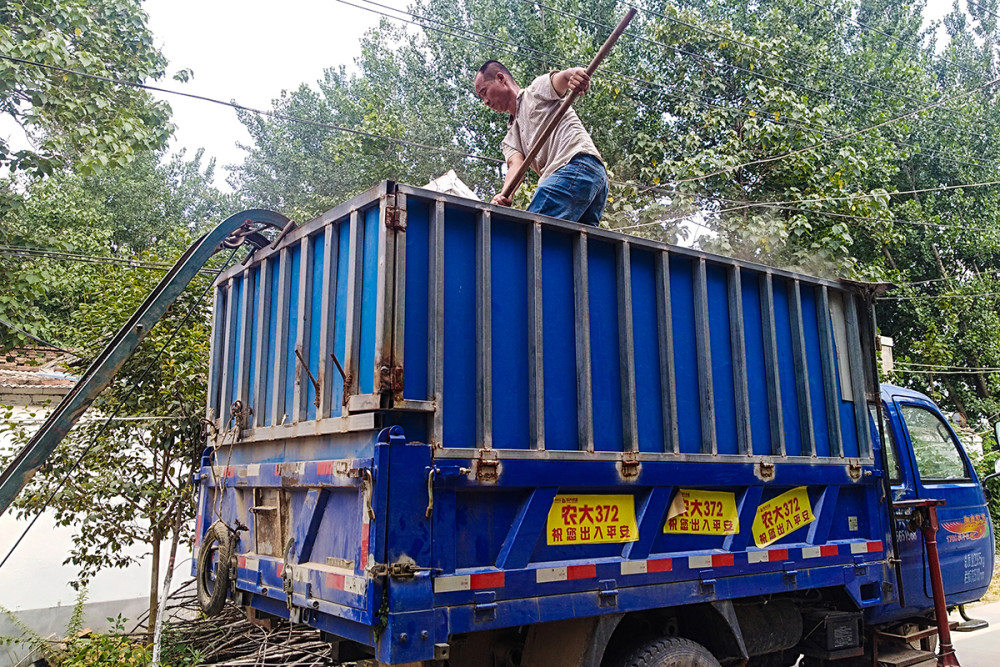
[225,466,235,477]
[768,549,789,562]
[867,541,884,553]
[317,461,334,475]
[326,573,345,590]
[360,527,370,568]
[647,559,672,573]
[820,545,839,557]
[238,556,247,568]
[274,464,281,476]
[567,564,597,580]
[276,563,284,577]
[712,554,735,568]
[470,572,505,589]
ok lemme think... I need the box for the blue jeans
[527,154,608,226]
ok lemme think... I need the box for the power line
[0,245,219,274]
[0,55,503,166]
[0,316,74,354]
[879,290,1000,300]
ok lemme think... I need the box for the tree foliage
[0,0,173,177]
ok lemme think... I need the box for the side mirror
[984,457,1000,485]
[995,422,1000,451]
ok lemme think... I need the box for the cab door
[891,393,993,603]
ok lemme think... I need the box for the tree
[0,0,172,177]
[0,150,233,631]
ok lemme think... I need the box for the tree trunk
[148,525,161,642]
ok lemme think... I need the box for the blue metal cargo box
[194,180,889,664]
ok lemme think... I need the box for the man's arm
[491,152,526,206]
[550,67,591,97]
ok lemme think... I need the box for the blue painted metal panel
[284,245,301,420]
[630,250,664,453]
[801,285,831,456]
[541,229,578,451]
[587,240,623,452]
[264,260,279,426]
[359,206,380,395]
[442,207,476,446]
[669,257,701,453]
[308,233,325,419]
[246,268,260,416]
[490,221,530,449]
[230,276,244,408]
[403,201,430,401]
[741,278,772,456]
[773,279,802,456]
[706,264,738,455]
[331,222,351,417]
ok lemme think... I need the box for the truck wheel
[616,637,721,667]
[197,521,235,616]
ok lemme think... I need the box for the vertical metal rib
[790,281,816,456]
[476,210,493,449]
[270,248,292,426]
[252,257,272,427]
[693,259,716,455]
[618,242,638,452]
[206,286,226,422]
[236,267,255,412]
[373,194,395,396]
[317,225,338,417]
[292,236,314,422]
[220,279,238,427]
[844,293,872,458]
[817,286,844,457]
[655,251,678,454]
[573,233,594,452]
[527,222,545,450]
[391,193,408,403]
[759,273,785,456]
[429,201,446,446]
[342,210,363,410]
[727,267,752,455]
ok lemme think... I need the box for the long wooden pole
[500,7,637,200]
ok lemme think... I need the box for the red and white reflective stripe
[325,572,367,595]
[359,521,370,572]
[620,558,673,575]
[212,465,236,478]
[688,554,735,569]
[237,555,260,570]
[317,460,335,476]
[747,549,789,564]
[246,464,260,478]
[802,545,840,559]
[536,564,597,583]
[850,541,884,554]
[434,571,506,593]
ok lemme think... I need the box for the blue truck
[1,180,992,666]
[189,181,996,666]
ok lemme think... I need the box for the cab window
[898,404,969,481]
[869,404,902,483]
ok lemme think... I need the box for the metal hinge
[620,451,640,478]
[476,449,499,483]
[379,364,404,398]
[384,195,406,231]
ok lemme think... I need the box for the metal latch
[380,363,404,398]
[476,449,499,483]
[756,459,775,481]
[384,194,406,231]
[848,459,863,480]
[621,451,640,478]
[369,562,441,579]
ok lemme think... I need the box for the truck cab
[870,384,995,624]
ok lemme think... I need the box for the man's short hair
[478,60,514,83]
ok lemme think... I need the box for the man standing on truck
[474,60,609,226]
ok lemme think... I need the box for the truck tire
[197,521,235,616]
[616,637,721,667]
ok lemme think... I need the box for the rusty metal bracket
[330,352,352,407]
[847,459,863,481]
[294,348,321,408]
[379,363,404,398]
[368,562,442,579]
[620,451,640,478]
[475,449,500,483]
[383,195,407,231]
[756,459,775,481]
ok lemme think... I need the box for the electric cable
[0,245,218,275]
[0,247,238,572]
[0,316,74,355]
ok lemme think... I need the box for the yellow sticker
[547,494,638,545]
[663,489,739,535]
[752,487,815,547]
